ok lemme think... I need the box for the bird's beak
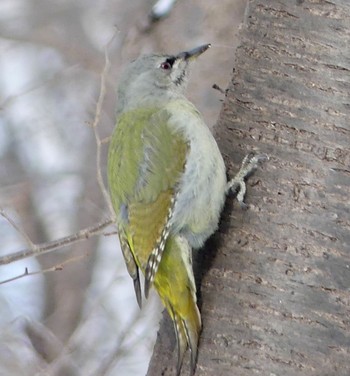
[176,44,211,61]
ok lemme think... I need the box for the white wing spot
[145,194,178,286]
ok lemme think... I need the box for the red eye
[160,61,172,70]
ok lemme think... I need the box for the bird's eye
[160,61,172,70]
[160,57,175,70]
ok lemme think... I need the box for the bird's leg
[226,153,268,209]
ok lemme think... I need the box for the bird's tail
[154,236,202,376]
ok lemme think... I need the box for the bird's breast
[166,101,227,248]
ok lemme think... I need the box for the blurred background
[0,1,246,375]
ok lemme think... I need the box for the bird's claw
[226,152,268,207]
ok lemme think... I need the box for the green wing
[108,107,188,302]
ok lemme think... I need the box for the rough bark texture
[147,1,350,375]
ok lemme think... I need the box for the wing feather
[108,108,188,300]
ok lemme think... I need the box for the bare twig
[0,254,87,285]
[0,209,38,251]
[212,83,226,95]
[0,66,79,110]
[45,270,129,374]
[91,32,118,218]
[92,308,147,376]
[0,217,113,265]
[0,33,119,268]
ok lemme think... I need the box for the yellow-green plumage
[154,236,201,373]
[108,106,200,373]
[108,107,188,271]
[107,45,228,375]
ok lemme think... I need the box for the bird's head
[117,44,211,113]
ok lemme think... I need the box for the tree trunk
[147,0,350,375]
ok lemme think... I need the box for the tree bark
[147,0,350,375]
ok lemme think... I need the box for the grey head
[117,44,211,114]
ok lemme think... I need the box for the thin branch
[0,65,79,110]
[0,209,38,252]
[45,270,128,374]
[212,83,226,95]
[91,32,118,219]
[0,217,113,266]
[0,30,103,72]
[0,33,121,270]
[92,308,147,376]
[0,254,87,285]
[0,33,120,269]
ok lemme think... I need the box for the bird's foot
[226,153,268,209]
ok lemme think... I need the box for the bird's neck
[117,92,185,114]
[117,88,186,116]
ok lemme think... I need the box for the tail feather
[182,311,200,374]
[172,309,187,375]
[175,302,201,375]
[119,229,142,308]
[154,236,201,375]
[133,272,142,309]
